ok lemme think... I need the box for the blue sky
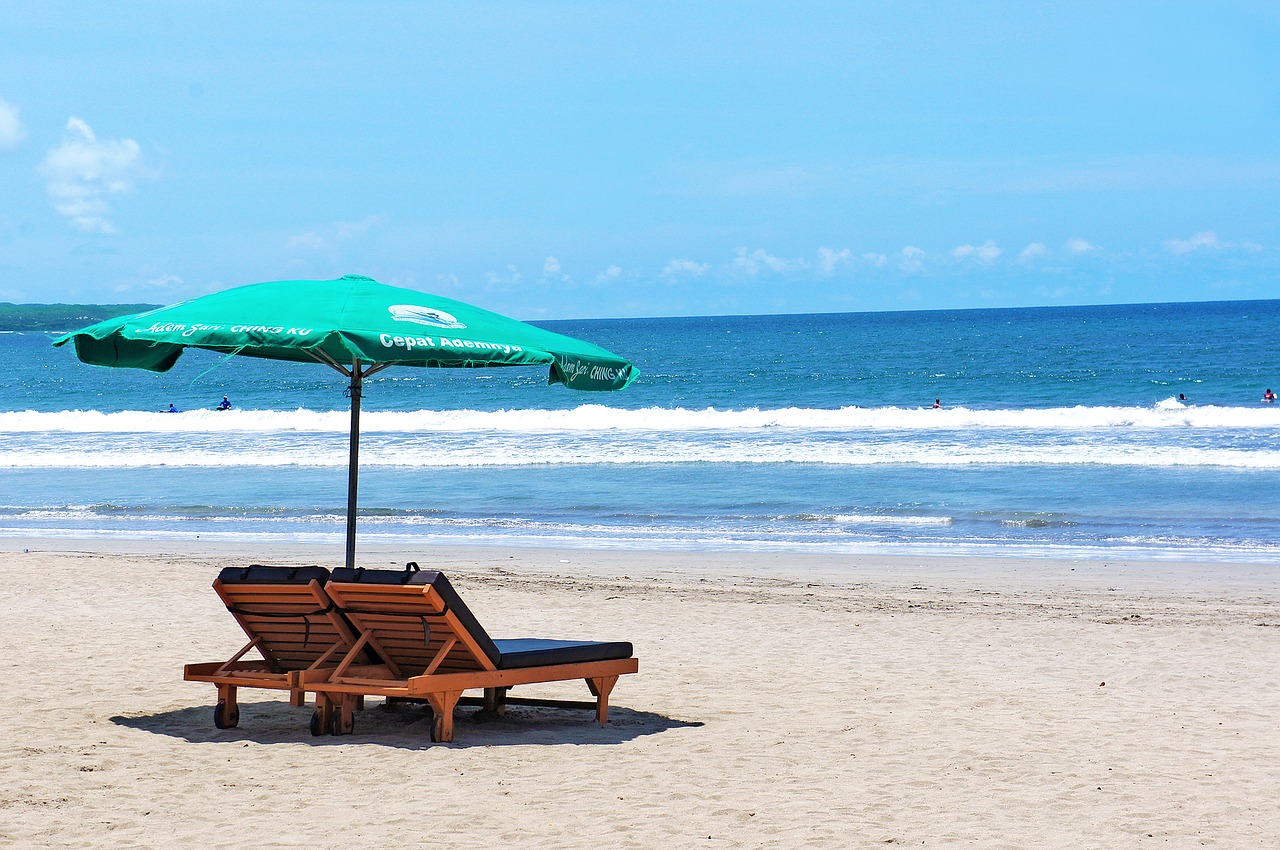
[1,2,1277,318]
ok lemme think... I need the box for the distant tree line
[0,303,160,331]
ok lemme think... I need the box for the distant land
[0,303,160,332]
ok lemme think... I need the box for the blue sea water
[4,299,1280,563]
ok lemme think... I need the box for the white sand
[2,539,1278,848]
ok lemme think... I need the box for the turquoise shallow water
[3,299,1280,562]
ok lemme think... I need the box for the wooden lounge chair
[183,565,363,729]
[306,563,638,742]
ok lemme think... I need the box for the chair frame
[184,569,362,729]
[305,576,638,742]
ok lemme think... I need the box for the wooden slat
[234,622,340,634]
[185,672,297,690]
[342,604,434,613]
[306,681,412,697]
[344,612,449,626]
[327,583,434,597]
[218,593,323,605]
[272,651,340,664]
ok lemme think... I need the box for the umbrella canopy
[54,274,637,565]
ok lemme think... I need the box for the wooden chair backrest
[324,578,499,678]
[214,570,355,672]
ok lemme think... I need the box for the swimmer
[932,398,941,409]
[217,395,231,411]
[166,403,180,413]
[1265,389,1276,403]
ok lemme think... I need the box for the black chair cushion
[493,638,634,669]
[218,565,330,584]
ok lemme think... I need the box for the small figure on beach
[166,403,180,413]
[932,398,941,409]
[217,395,231,410]
[1265,389,1276,403]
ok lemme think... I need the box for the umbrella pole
[345,362,363,568]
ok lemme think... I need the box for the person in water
[1265,389,1276,403]
[1179,393,1187,402]
[932,398,941,409]
[167,403,180,413]
[217,395,231,410]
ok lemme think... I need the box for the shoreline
[4,538,1278,847]
[6,535,1280,595]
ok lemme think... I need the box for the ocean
[4,299,1280,563]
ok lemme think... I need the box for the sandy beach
[2,539,1278,848]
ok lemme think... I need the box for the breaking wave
[3,400,1280,434]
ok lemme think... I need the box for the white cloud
[662,258,710,277]
[862,252,888,268]
[1065,237,1097,254]
[541,256,569,282]
[596,264,623,283]
[731,247,808,276]
[487,264,523,286]
[1019,242,1048,261]
[899,245,925,273]
[1164,231,1220,255]
[1164,231,1264,255]
[816,247,854,275]
[0,98,25,150]
[285,231,326,250]
[334,215,382,239]
[40,117,144,234]
[286,215,383,251]
[114,273,183,294]
[952,240,1001,265]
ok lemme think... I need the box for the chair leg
[585,676,619,725]
[214,684,240,729]
[424,690,462,742]
[482,686,508,717]
[333,695,356,735]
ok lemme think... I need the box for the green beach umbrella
[54,274,637,566]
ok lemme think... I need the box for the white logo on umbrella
[388,304,466,329]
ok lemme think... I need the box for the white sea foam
[4,402,1280,434]
[824,514,954,526]
[4,439,1279,469]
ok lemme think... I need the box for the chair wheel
[214,700,239,729]
[310,709,326,737]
